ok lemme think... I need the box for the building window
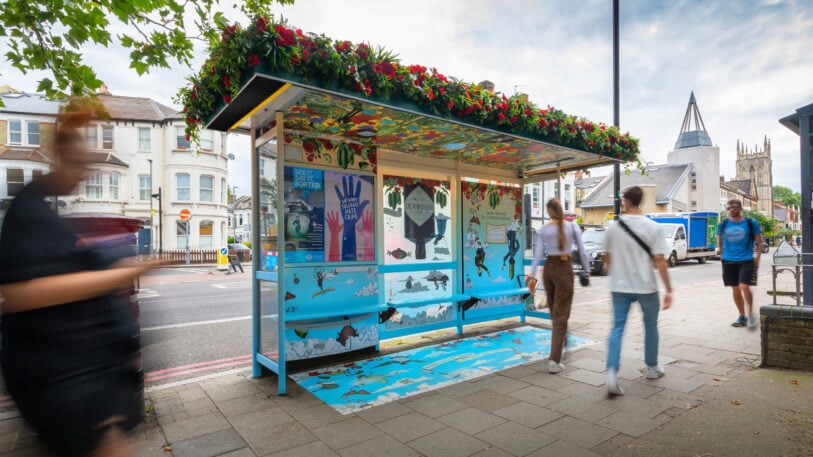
[176,127,190,149]
[200,130,213,151]
[6,168,24,196]
[200,175,213,202]
[6,120,39,146]
[228,216,232,227]
[259,159,265,177]
[27,122,39,145]
[564,183,571,191]
[564,201,570,211]
[86,125,98,149]
[85,172,103,199]
[138,128,151,152]
[221,178,227,203]
[238,214,243,226]
[102,125,114,149]
[200,220,213,249]
[176,220,188,249]
[8,120,22,144]
[176,173,190,200]
[109,172,120,200]
[691,185,697,190]
[139,175,151,201]
[531,186,540,211]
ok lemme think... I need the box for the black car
[572,227,608,276]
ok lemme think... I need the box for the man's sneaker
[548,360,565,374]
[607,370,624,396]
[646,365,665,379]
[731,315,747,327]
[747,314,759,330]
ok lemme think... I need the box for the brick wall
[760,304,813,371]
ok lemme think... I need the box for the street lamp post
[148,159,153,255]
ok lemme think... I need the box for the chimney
[479,80,495,92]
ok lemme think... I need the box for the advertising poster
[283,166,325,262]
[323,171,375,261]
[461,181,523,292]
[382,175,452,264]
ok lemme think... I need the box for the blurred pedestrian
[0,110,160,457]
[718,199,762,329]
[604,186,673,396]
[529,198,589,373]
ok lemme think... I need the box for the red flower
[589,140,595,146]
[185,135,190,141]
[498,113,505,122]
[539,119,548,128]
[221,25,237,42]
[249,54,260,66]
[284,134,293,143]
[256,17,268,33]
[303,141,316,153]
[224,75,230,87]
[303,49,310,60]
[223,94,232,104]
[368,147,377,165]
[438,86,445,94]
[274,24,297,46]
[510,116,518,124]
[448,100,454,109]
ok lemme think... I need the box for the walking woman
[529,199,589,373]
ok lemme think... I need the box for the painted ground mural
[291,326,597,414]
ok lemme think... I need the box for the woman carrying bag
[528,198,589,373]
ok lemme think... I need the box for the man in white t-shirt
[604,186,673,396]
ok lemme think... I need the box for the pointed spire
[675,91,713,149]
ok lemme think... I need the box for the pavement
[2,259,813,457]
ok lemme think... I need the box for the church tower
[667,92,720,213]
[735,136,773,217]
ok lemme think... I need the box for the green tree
[0,0,293,105]
[742,209,780,238]
[774,185,801,208]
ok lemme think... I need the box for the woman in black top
[0,114,159,457]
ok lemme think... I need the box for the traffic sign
[179,209,191,221]
[220,247,228,255]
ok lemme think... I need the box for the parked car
[572,227,609,276]
[228,243,252,261]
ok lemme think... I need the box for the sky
[3,0,812,194]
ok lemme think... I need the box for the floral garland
[383,176,450,210]
[282,130,377,171]
[177,17,641,164]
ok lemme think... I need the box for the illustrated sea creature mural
[337,324,359,346]
[387,248,412,260]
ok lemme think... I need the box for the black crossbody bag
[617,217,653,259]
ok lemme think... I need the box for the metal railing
[158,249,218,264]
[771,251,813,306]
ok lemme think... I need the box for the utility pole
[152,187,163,253]
[612,0,621,216]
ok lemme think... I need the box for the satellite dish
[227,153,235,160]
[57,199,67,208]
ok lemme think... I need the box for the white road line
[142,315,252,332]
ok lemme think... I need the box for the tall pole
[612,0,621,217]
[148,159,154,255]
[157,187,163,253]
[185,219,190,265]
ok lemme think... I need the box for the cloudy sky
[3,0,812,193]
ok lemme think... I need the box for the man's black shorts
[722,260,757,286]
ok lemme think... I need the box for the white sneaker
[646,365,665,379]
[747,314,758,330]
[607,370,624,396]
[548,360,565,373]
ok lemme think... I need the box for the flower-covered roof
[179,18,641,176]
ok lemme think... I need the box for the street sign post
[180,209,191,264]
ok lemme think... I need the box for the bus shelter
[181,19,640,394]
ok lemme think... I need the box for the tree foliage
[774,185,801,208]
[0,0,293,106]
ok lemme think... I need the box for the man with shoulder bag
[603,186,673,396]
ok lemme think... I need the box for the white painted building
[0,87,230,251]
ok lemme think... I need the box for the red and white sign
[179,209,191,221]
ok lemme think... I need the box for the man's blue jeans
[606,292,660,371]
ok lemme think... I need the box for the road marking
[145,367,253,392]
[142,315,252,332]
[137,288,160,298]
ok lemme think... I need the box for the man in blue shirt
[717,199,762,329]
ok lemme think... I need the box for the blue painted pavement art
[290,325,598,414]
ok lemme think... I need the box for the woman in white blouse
[529,199,589,373]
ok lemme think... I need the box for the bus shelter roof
[203,73,622,178]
